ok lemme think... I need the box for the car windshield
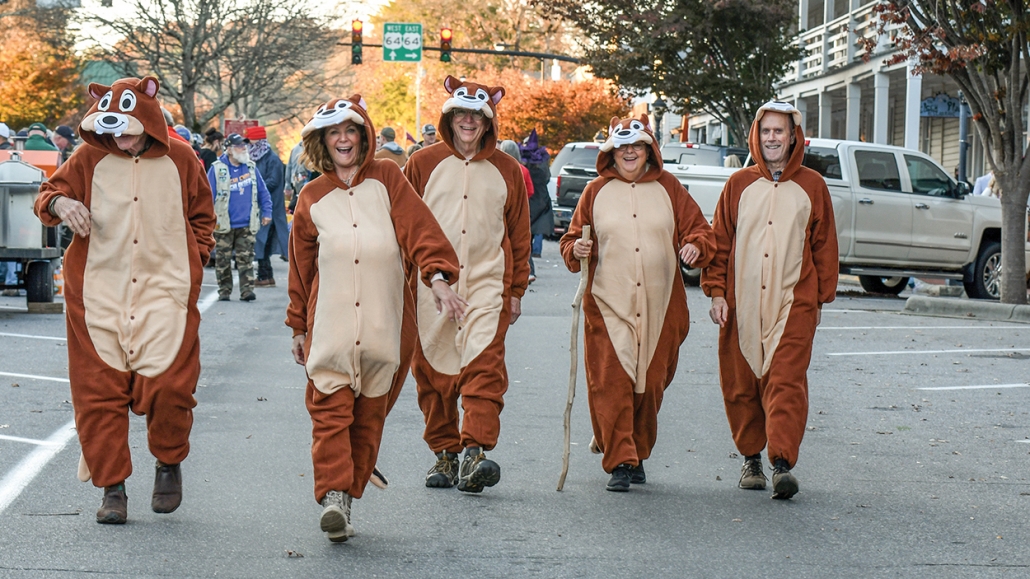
[551,146,600,178]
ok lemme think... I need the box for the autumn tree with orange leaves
[867,1,1030,303]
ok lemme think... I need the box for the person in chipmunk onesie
[559,115,715,492]
[403,76,531,493]
[33,76,216,524]
[286,96,464,542]
[702,101,838,500]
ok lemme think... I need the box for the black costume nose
[617,130,630,136]
[102,115,119,125]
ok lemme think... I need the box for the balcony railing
[789,2,900,83]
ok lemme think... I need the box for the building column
[819,90,833,138]
[873,72,889,144]
[720,123,729,146]
[795,97,809,135]
[904,63,922,150]
[799,0,810,31]
[846,81,861,141]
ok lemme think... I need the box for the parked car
[549,142,601,237]
[660,142,749,167]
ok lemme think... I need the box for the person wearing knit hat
[374,126,407,167]
[245,126,288,287]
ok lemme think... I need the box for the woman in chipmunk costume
[34,77,216,524]
[403,76,530,494]
[559,115,715,492]
[286,96,463,542]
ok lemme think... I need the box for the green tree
[867,1,1029,304]
[540,0,800,145]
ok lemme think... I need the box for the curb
[902,295,1030,324]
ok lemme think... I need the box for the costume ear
[489,86,505,105]
[139,77,160,98]
[639,113,651,128]
[88,83,111,100]
[444,75,461,94]
[609,117,621,131]
[351,94,367,110]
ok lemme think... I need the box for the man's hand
[292,334,306,365]
[679,243,700,266]
[510,296,522,324]
[262,217,271,226]
[52,197,92,238]
[572,238,592,260]
[709,296,728,327]
[431,279,468,323]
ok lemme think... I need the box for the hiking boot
[606,464,632,492]
[369,465,388,490]
[217,293,230,302]
[771,459,799,500]
[152,461,182,513]
[319,490,355,543]
[255,278,276,287]
[457,447,501,493]
[425,451,459,488]
[96,483,127,524]
[240,292,256,302]
[629,461,646,484]
[739,454,767,490]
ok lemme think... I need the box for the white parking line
[917,383,1030,391]
[0,332,65,341]
[1016,440,1030,444]
[0,291,219,515]
[819,326,1024,331]
[827,347,1030,357]
[0,434,61,446]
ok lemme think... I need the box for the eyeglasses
[452,108,485,121]
[617,143,648,152]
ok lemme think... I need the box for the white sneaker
[319,490,355,542]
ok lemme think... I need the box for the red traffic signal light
[440,27,452,63]
[351,20,363,65]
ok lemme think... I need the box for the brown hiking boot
[739,454,767,490]
[425,451,459,488]
[152,461,182,513]
[255,278,276,287]
[96,483,127,524]
[771,459,799,500]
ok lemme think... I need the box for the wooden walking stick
[558,225,590,491]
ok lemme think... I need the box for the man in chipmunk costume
[34,77,215,524]
[560,115,714,491]
[702,101,838,500]
[403,76,530,493]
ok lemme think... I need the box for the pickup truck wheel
[25,261,54,303]
[963,241,1001,300]
[858,275,909,296]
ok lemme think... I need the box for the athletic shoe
[606,464,632,492]
[425,451,459,488]
[96,483,127,524]
[151,461,182,513]
[739,454,767,490]
[771,459,799,500]
[320,490,354,543]
[240,292,256,302]
[457,447,501,493]
[255,278,275,287]
[629,461,646,484]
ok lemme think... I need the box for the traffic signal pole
[337,42,581,64]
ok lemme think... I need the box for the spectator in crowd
[162,108,188,144]
[246,126,288,287]
[374,127,407,167]
[973,170,993,196]
[520,129,553,261]
[419,123,438,147]
[52,125,79,162]
[200,129,224,171]
[499,139,536,282]
[407,143,422,157]
[286,141,310,213]
[207,133,272,301]
[0,122,15,149]
[24,123,58,151]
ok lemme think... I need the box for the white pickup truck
[665,138,1030,300]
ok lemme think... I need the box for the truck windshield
[803,147,842,179]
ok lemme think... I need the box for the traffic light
[440,28,452,63]
[351,20,363,65]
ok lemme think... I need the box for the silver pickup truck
[666,138,1030,299]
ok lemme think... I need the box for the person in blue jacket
[207,133,272,301]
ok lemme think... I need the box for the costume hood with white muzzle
[438,75,504,162]
[300,95,377,188]
[596,114,663,182]
[79,76,170,158]
[748,100,806,182]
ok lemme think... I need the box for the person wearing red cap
[245,126,288,287]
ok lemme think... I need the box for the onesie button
[130,316,135,320]
[132,278,137,283]
[463,195,468,199]
[354,259,359,264]
[133,197,138,201]
[768,221,772,225]
[637,283,641,287]
[134,159,139,164]
[774,184,778,188]
[762,285,766,290]
[635,248,639,252]
[765,253,769,257]
[349,192,354,196]
[133,239,138,244]
[353,223,357,228]
[636,313,640,317]
[462,230,466,234]
[355,341,360,345]
[633,214,636,218]
[460,265,465,269]
[129,349,134,354]
[465,161,469,166]
[631,184,635,188]
[355,302,360,307]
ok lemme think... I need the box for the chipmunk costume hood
[438,75,504,161]
[301,95,377,188]
[596,115,663,182]
[79,76,170,158]
[748,100,806,183]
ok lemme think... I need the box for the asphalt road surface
[1,242,1028,578]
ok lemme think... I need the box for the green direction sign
[383,23,422,62]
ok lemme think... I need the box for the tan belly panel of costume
[417,157,506,375]
[591,180,676,393]
[307,182,404,398]
[83,155,190,377]
[734,179,811,377]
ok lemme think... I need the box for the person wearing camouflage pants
[214,228,256,300]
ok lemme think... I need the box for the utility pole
[415,62,424,140]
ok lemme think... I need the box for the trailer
[0,152,61,312]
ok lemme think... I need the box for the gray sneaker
[320,490,355,542]
[425,451,460,488]
[739,454,767,490]
[771,459,799,500]
[457,447,501,493]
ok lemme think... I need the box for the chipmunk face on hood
[599,115,654,153]
[79,76,169,156]
[301,96,368,137]
[441,75,504,119]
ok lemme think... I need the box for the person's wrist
[48,196,62,216]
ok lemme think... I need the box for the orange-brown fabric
[560,165,715,473]
[33,77,214,488]
[403,100,530,452]
[701,116,838,468]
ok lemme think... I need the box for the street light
[652,96,668,146]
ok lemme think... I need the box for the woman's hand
[292,334,307,365]
[679,243,700,266]
[572,238,592,260]
[431,280,468,323]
